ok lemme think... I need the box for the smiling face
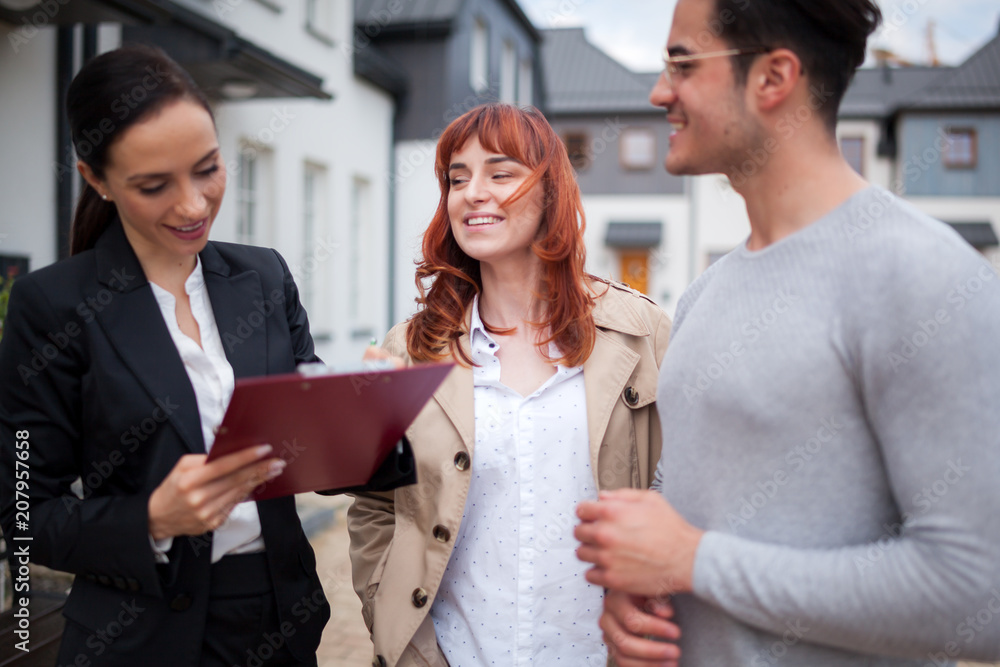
[446,135,545,272]
[80,98,225,269]
[650,0,763,177]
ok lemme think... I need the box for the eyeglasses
[661,47,769,84]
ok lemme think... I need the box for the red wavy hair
[406,103,596,367]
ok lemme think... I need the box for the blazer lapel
[200,243,268,380]
[92,223,205,453]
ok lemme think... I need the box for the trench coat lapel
[199,243,269,380]
[582,288,649,482]
[93,222,205,454]
[429,332,476,456]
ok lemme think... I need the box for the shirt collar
[184,255,206,294]
[469,294,499,360]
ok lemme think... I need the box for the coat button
[433,525,451,543]
[411,587,429,608]
[624,386,639,406]
[372,656,387,667]
[454,451,470,471]
[170,594,193,611]
[97,575,112,586]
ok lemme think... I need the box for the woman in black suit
[0,45,328,665]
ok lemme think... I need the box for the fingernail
[266,460,286,479]
[256,444,273,457]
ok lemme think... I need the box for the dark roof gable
[355,0,539,41]
[541,28,658,114]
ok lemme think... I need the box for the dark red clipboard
[206,362,453,500]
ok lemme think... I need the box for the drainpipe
[56,25,74,260]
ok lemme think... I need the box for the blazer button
[170,594,193,612]
[432,525,451,543]
[372,656,387,667]
[126,578,141,592]
[411,587,429,608]
[98,575,112,586]
[624,386,639,406]
[454,451,470,471]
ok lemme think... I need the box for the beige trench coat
[347,280,672,667]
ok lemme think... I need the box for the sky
[519,0,1000,73]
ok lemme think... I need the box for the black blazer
[0,222,329,665]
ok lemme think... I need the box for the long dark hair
[66,44,213,255]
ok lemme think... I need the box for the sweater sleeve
[690,253,1000,661]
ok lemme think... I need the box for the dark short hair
[66,44,213,255]
[714,0,882,131]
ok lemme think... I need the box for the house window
[944,128,977,168]
[349,177,372,321]
[563,131,590,171]
[840,136,864,176]
[301,164,326,315]
[305,0,334,43]
[500,40,516,103]
[470,18,489,92]
[236,149,257,245]
[620,128,656,170]
[517,58,533,106]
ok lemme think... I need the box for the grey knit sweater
[654,187,1000,666]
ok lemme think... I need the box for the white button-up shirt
[148,257,265,564]
[430,298,606,666]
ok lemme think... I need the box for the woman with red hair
[347,103,673,667]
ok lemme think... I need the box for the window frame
[943,127,977,169]
[619,127,657,171]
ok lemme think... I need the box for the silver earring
[101,194,109,201]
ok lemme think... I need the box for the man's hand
[602,590,680,667]
[575,488,704,596]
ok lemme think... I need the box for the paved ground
[304,494,373,667]
[305,493,998,667]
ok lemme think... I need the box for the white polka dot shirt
[430,297,606,666]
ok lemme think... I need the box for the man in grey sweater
[575,0,1000,665]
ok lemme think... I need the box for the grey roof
[947,222,999,249]
[355,0,464,26]
[906,32,1000,109]
[839,66,946,118]
[355,0,539,40]
[541,28,661,115]
[605,222,663,248]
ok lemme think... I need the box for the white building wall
[580,194,688,316]
[904,197,1000,230]
[0,24,57,269]
[392,139,440,325]
[837,119,893,189]
[170,0,395,367]
[691,174,750,273]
